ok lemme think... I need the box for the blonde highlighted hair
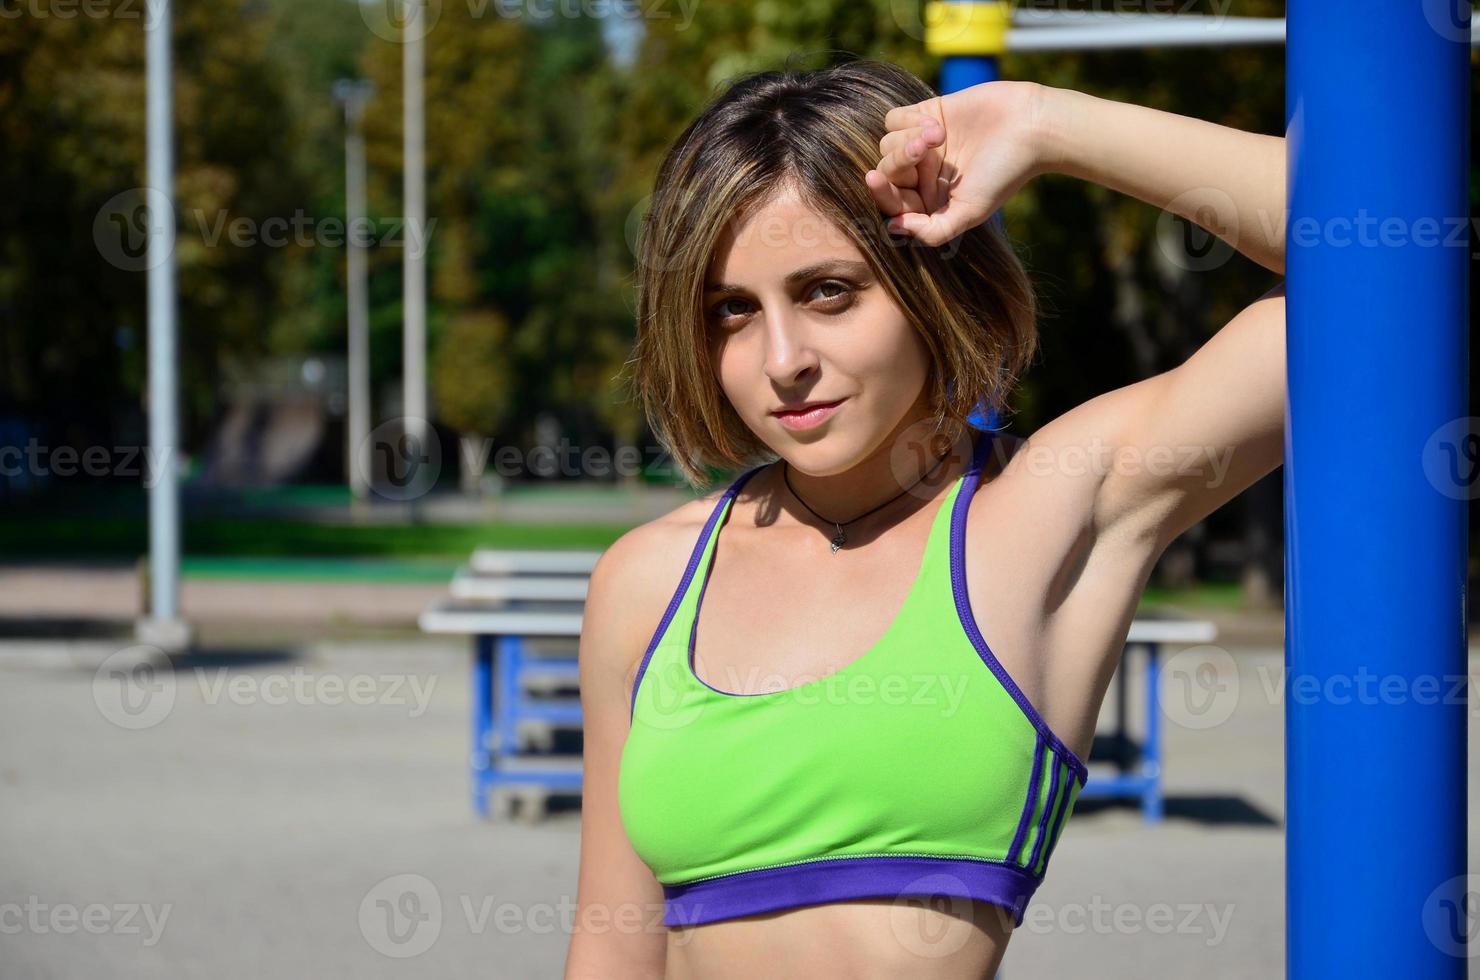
[624,56,1039,490]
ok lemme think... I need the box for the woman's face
[704,187,934,475]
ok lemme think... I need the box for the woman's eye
[711,298,748,321]
[710,281,855,325]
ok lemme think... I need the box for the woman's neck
[763,418,974,537]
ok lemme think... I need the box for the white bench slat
[469,549,601,575]
[450,575,589,602]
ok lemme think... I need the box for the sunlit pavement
[1,640,1476,978]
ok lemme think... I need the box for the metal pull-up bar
[925,3,1480,51]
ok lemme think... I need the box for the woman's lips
[772,398,846,431]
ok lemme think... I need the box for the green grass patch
[1139,581,1248,612]
[0,516,631,561]
[179,557,462,582]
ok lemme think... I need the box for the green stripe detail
[1033,761,1077,876]
[1019,755,1057,870]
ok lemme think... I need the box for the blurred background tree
[432,308,514,495]
[2,0,1473,593]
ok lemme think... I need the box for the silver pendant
[830,525,846,553]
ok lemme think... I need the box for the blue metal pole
[940,53,997,93]
[472,634,493,817]
[1286,3,1469,976]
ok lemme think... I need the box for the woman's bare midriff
[660,896,1016,980]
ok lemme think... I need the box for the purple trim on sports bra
[660,853,1041,930]
[1007,735,1046,866]
[684,450,961,699]
[950,427,1092,786]
[628,462,770,721]
[1040,762,1075,874]
[1027,752,1063,874]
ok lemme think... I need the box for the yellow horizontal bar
[924,1,1012,56]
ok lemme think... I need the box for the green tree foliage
[433,308,514,437]
[0,0,318,447]
[358,5,640,454]
[10,0,1474,522]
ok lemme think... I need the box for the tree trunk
[1241,468,1285,609]
[459,432,484,497]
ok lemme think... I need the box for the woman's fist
[866,79,1053,247]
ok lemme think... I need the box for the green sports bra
[617,426,1087,929]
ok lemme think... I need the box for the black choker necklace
[781,445,954,554]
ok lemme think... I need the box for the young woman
[565,58,1285,979]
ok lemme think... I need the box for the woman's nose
[762,309,821,383]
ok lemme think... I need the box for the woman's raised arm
[1035,83,1285,274]
[868,80,1286,275]
[869,79,1287,552]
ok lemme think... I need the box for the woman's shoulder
[596,485,726,584]
[584,482,738,681]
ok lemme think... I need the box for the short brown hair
[624,56,1039,490]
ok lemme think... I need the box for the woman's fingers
[872,105,952,233]
[864,169,904,213]
[865,169,924,217]
[915,137,945,213]
[875,144,920,188]
[883,104,944,138]
[886,201,965,247]
[882,104,926,131]
[877,124,944,167]
[878,120,944,157]
[875,126,945,187]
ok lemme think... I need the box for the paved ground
[0,563,451,632]
[0,638,1475,979]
